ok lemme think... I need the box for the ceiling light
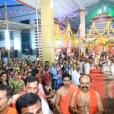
[98,10,102,14]
[103,6,106,12]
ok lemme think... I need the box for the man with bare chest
[55,74,78,114]
[76,92,90,114]
[69,75,104,114]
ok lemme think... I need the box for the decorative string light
[54,21,114,47]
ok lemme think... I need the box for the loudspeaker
[25,48,32,55]
[13,50,18,57]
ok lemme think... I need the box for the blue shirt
[64,66,69,74]
[4,57,8,65]
[50,66,59,79]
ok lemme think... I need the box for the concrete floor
[104,66,114,114]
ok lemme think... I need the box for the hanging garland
[54,21,114,46]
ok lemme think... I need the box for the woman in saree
[9,71,24,95]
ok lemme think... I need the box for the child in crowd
[56,63,62,89]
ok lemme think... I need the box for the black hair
[1,72,9,84]
[9,68,14,72]
[16,93,41,114]
[79,74,92,83]
[27,71,31,75]
[24,69,27,73]
[5,65,8,68]
[45,61,48,63]
[14,71,20,75]
[25,76,38,86]
[45,68,49,72]
[31,69,39,76]
[1,72,7,76]
[0,84,13,99]
[62,73,72,80]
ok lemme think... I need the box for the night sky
[0,0,19,6]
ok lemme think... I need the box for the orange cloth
[90,69,101,73]
[12,90,46,108]
[59,84,78,114]
[7,106,17,114]
[74,88,98,114]
[12,91,24,108]
[89,69,105,103]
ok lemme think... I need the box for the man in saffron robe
[55,74,78,114]
[0,84,17,114]
[69,75,104,114]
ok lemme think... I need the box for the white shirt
[36,57,40,61]
[107,59,111,66]
[72,70,81,86]
[41,97,53,114]
[79,61,84,73]
[84,63,90,74]
[39,83,45,95]
[80,61,84,68]
[4,57,8,65]
[55,56,59,61]
[101,61,106,73]
[12,94,53,114]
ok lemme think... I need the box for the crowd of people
[0,51,114,114]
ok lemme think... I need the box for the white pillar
[80,10,85,55]
[66,18,71,55]
[80,10,85,38]
[14,31,21,58]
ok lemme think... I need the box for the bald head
[79,75,92,92]
[79,75,92,83]
[76,65,80,72]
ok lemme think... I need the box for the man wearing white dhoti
[72,65,81,86]
[84,59,90,75]
[101,59,106,73]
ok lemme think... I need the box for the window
[0,31,5,41]
[21,29,31,53]
[20,20,30,24]
[10,31,13,40]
